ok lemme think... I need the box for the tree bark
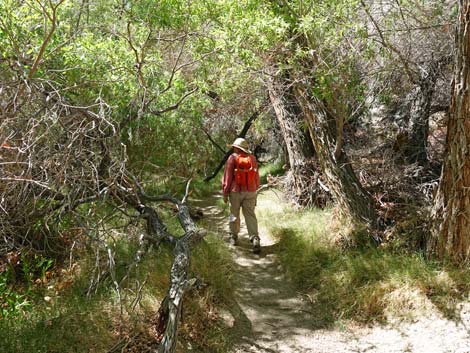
[294,84,377,228]
[267,69,328,207]
[123,177,206,352]
[428,0,470,261]
[155,227,206,353]
[403,58,450,164]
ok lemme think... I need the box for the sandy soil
[197,192,470,353]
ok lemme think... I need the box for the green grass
[0,219,235,353]
[180,233,235,352]
[258,190,470,326]
[0,279,116,353]
[258,159,285,184]
[192,172,224,199]
[191,233,235,302]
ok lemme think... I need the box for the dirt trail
[196,192,470,353]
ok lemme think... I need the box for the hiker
[222,137,261,253]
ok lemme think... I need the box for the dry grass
[257,189,470,326]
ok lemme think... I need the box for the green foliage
[0,254,54,319]
[1,0,275,183]
[0,0,459,347]
[0,271,32,319]
[191,171,225,198]
[21,254,54,289]
[258,160,285,184]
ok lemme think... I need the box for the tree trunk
[403,58,449,164]
[294,84,377,228]
[405,72,437,164]
[428,0,470,261]
[267,69,329,207]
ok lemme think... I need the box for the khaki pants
[229,192,258,239]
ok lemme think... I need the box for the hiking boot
[251,236,261,254]
[229,234,238,246]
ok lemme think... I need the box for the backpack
[234,154,257,188]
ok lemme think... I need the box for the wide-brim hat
[229,137,251,154]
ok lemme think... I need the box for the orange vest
[234,154,258,188]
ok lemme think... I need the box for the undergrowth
[257,190,470,326]
[258,159,285,184]
[0,200,235,353]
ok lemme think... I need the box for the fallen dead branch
[137,180,207,353]
[1,73,206,352]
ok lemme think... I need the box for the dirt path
[197,192,470,353]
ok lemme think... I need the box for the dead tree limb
[201,128,225,155]
[152,180,207,353]
[111,177,206,353]
[203,149,234,182]
[204,111,259,182]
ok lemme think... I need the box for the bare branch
[149,87,198,115]
[204,111,259,182]
[29,0,66,79]
[201,128,226,155]
[360,0,418,84]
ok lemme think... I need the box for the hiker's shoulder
[226,153,238,165]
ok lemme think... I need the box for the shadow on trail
[191,193,339,353]
[191,191,470,353]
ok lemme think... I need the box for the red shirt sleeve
[251,155,260,189]
[222,154,235,195]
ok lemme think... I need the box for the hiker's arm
[222,155,235,201]
[253,155,260,189]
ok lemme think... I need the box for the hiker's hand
[223,195,228,204]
